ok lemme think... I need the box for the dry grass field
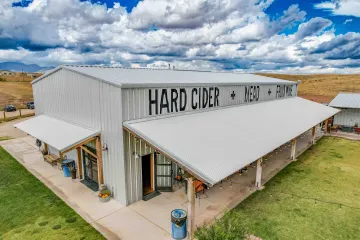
[0,74,39,108]
[258,73,360,103]
[0,73,359,108]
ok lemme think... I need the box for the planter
[98,196,110,203]
[70,170,76,179]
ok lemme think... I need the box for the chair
[194,180,208,198]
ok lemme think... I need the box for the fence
[1,109,35,122]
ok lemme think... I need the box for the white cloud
[0,0,359,74]
[344,19,353,24]
[314,0,360,17]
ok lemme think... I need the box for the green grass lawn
[0,146,105,240]
[196,137,360,240]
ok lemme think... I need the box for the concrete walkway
[0,128,322,239]
[326,131,360,141]
[1,137,171,240]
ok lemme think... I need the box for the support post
[44,143,48,154]
[187,177,195,240]
[255,158,263,190]
[324,119,329,133]
[76,147,83,179]
[311,126,316,144]
[291,138,297,160]
[96,136,104,185]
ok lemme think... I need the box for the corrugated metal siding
[123,130,179,205]
[122,84,297,121]
[32,69,127,205]
[334,108,360,126]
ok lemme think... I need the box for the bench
[43,154,60,166]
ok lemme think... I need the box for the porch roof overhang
[123,97,339,186]
[14,115,100,152]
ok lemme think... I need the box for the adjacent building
[329,92,360,127]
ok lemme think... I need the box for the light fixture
[102,143,108,151]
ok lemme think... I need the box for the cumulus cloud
[295,17,332,39]
[314,0,360,17]
[0,0,359,73]
[311,32,360,59]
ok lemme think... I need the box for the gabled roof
[32,65,295,88]
[124,97,339,185]
[329,92,360,109]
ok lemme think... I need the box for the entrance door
[83,146,98,189]
[155,154,173,191]
[142,154,154,196]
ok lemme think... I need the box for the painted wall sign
[149,87,220,115]
[244,86,260,102]
[122,83,298,120]
[276,85,293,98]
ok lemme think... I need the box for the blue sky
[1,0,360,73]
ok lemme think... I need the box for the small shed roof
[14,115,100,152]
[33,65,295,88]
[329,92,360,109]
[124,97,339,185]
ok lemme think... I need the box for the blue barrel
[61,159,74,177]
[171,209,187,240]
[62,165,70,177]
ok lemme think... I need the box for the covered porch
[123,97,339,239]
[14,115,104,189]
[127,127,323,235]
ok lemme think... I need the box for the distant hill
[0,62,54,73]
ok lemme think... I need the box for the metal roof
[329,92,360,109]
[124,97,339,185]
[14,115,100,152]
[33,65,295,88]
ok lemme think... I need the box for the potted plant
[69,166,77,179]
[98,189,111,203]
[355,123,360,134]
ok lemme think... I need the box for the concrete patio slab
[97,207,170,240]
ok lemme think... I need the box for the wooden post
[256,158,263,189]
[59,151,64,170]
[19,109,22,117]
[76,147,83,179]
[291,138,297,160]
[187,177,195,240]
[44,143,48,154]
[96,136,104,185]
[311,126,316,144]
[324,119,329,133]
[3,111,5,121]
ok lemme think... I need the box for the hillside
[258,73,360,103]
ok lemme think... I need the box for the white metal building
[14,65,339,211]
[329,92,360,127]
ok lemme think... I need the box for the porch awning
[14,115,100,152]
[123,97,339,185]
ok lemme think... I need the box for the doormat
[81,179,99,192]
[142,191,161,201]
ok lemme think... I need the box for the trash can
[171,209,187,240]
[61,159,75,177]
